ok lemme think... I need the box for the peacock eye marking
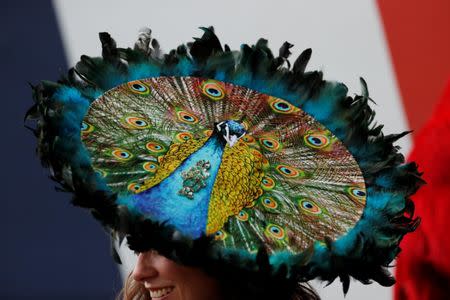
[214,230,227,241]
[354,190,365,196]
[111,148,133,160]
[351,188,366,197]
[276,102,289,110]
[282,167,291,174]
[127,80,150,95]
[208,88,219,95]
[304,131,331,149]
[298,198,323,215]
[201,80,225,100]
[259,137,281,152]
[309,137,322,145]
[268,97,299,114]
[177,110,199,124]
[265,224,285,239]
[260,196,278,209]
[346,186,367,203]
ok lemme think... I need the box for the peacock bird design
[81,76,366,254]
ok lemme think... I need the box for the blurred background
[3,0,449,299]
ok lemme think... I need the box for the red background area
[378,2,450,299]
[377,0,450,135]
[394,80,450,300]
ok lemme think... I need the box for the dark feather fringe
[25,26,424,297]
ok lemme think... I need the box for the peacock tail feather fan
[26,27,423,295]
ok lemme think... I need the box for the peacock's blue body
[124,133,227,238]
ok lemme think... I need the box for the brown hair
[117,273,150,300]
[292,282,321,300]
[118,273,320,300]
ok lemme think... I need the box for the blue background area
[2,1,119,299]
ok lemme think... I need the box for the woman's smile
[145,284,175,299]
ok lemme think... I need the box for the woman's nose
[132,252,159,282]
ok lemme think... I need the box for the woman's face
[132,250,222,300]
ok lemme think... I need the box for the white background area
[53,1,411,299]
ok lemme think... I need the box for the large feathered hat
[26,27,423,298]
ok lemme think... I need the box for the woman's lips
[144,284,175,299]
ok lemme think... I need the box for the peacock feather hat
[26,27,423,296]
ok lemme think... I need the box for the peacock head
[215,120,246,147]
